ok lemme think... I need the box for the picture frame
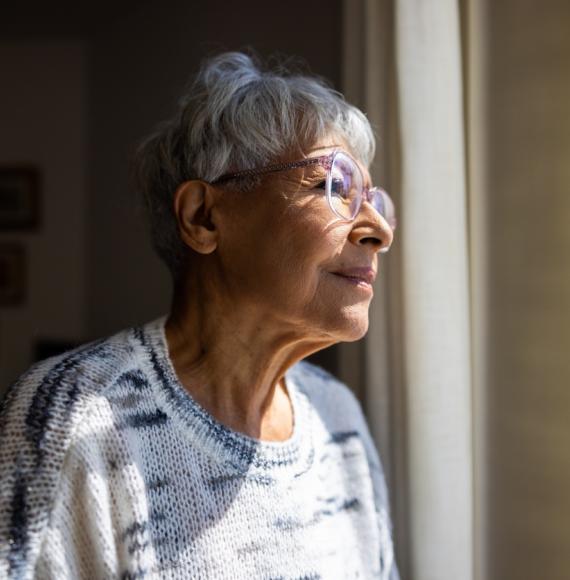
[0,167,40,230]
[0,243,26,306]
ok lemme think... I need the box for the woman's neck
[164,274,332,441]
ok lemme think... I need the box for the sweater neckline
[136,315,314,480]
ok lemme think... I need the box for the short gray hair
[133,51,376,281]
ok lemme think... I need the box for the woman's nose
[348,203,395,253]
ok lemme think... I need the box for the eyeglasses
[212,150,397,231]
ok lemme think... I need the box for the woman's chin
[329,307,370,342]
[343,322,370,342]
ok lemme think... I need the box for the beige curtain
[480,2,570,580]
[341,1,474,579]
[343,1,570,579]
[394,1,474,578]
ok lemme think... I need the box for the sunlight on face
[214,135,389,345]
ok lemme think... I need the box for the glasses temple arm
[212,156,328,184]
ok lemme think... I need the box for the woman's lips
[330,267,376,292]
[332,267,376,284]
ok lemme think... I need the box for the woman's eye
[314,180,327,190]
[331,178,347,198]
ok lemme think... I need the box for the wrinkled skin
[165,135,393,441]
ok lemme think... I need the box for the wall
[0,42,87,391]
[87,0,343,344]
[0,1,343,391]
[485,1,570,578]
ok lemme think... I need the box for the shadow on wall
[0,0,343,393]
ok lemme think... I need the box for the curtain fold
[395,1,474,578]
[342,1,475,578]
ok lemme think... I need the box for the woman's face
[212,135,394,344]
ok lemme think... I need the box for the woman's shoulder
[288,359,353,393]
[289,359,361,403]
[288,360,368,434]
[289,360,391,514]
[0,324,146,577]
[1,325,139,424]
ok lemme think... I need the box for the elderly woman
[0,52,398,579]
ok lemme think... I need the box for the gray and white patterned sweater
[0,315,398,579]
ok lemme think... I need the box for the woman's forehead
[304,135,371,181]
[304,134,349,157]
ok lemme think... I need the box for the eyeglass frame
[211,149,397,230]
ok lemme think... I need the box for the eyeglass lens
[329,152,396,229]
[329,153,363,220]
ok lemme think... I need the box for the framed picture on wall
[0,167,40,230]
[0,243,26,306]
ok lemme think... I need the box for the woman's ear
[173,180,219,254]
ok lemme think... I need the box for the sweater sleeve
[358,415,401,580]
[0,336,132,579]
[34,439,119,579]
[291,361,400,580]
[337,388,397,580]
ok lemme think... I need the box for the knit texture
[0,316,398,579]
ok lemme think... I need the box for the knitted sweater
[0,315,398,580]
